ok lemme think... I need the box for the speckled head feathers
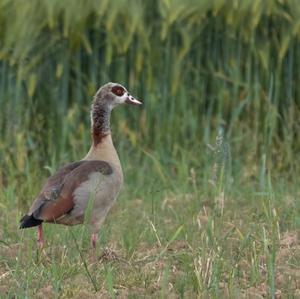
[93,82,142,108]
[91,83,142,145]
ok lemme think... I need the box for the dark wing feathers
[27,161,85,216]
[20,160,112,228]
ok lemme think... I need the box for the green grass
[1,167,300,297]
[1,136,299,297]
[1,0,300,297]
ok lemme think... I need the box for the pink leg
[91,232,98,249]
[37,224,44,248]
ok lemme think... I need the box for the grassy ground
[1,137,300,298]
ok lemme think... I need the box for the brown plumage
[20,82,142,248]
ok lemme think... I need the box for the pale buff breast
[55,167,123,230]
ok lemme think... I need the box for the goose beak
[125,95,142,106]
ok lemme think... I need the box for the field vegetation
[0,0,299,297]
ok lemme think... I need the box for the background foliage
[0,0,299,297]
[0,0,299,177]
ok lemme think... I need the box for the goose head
[94,82,142,108]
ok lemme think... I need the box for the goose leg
[37,224,44,248]
[91,232,98,249]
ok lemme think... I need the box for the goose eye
[111,86,125,97]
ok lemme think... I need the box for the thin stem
[69,230,98,292]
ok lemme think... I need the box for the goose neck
[92,102,112,146]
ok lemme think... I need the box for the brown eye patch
[111,85,125,97]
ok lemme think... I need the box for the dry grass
[1,189,300,298]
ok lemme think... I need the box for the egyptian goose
[20,82,142,248]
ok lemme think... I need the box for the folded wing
[20,160,112,228]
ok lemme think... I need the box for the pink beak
[125,95,142,106]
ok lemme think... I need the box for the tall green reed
[0,0,299,203]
